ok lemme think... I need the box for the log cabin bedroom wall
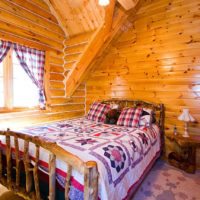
[85,0,200,167]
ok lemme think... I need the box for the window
[0,47,45,112]
[12,51,39,108]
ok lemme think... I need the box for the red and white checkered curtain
[13,43,46,108]
[0,40,12,63]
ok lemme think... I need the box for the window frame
[0,46,50,113]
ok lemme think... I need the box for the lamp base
[183,122,190,137]
[183,134,190,138]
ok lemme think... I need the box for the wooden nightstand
[167,134,200,174]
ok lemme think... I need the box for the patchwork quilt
[0,117,161,200]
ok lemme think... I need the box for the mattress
[0,117,161,200]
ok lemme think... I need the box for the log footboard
[0,129,98,200]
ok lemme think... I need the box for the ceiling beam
[104,0,117,31]
[117,0,138,10]
[43,0,69,38]
[65,0,137,97]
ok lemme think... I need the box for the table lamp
[178,109,195,137]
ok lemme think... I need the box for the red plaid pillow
[87,102,111,122]
[117,107,143,127]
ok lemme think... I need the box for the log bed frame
[0,99,164,200]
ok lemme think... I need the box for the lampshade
[99,0,110,6]
[178,109,195,122]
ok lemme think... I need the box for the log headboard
[101,99,165,135]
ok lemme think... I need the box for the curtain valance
[0,40,12,63]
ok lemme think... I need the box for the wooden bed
[0,99,164,200]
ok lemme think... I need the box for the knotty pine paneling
[86,0,200,166]
[0,0,86,128]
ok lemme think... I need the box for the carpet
[0,160,199,200]
[133,160,200,200]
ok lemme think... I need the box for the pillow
[117,107,143,127]
[87,102,111,122]
[139,108,156,127]
[110,104,120,109]
[104,109,121,125]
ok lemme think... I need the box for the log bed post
[14,135,20,187]
[159,104,165,156]
[84,161,98,200]
[49,153,56,200]
[24,139,32,193]
[33,145,41,200]
[6,131,12,189]
[65,165,72,200]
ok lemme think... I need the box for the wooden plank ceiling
[43,0,139,96]
[44,0,105,37]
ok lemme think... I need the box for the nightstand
[167,134,200,174]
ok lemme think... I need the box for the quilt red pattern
[0,117,161,200]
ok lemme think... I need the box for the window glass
[12,51,39,108]
[0,62,4,107]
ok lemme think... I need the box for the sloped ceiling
[44,0,105,37]
[44,0,138,37]
[43,0,140,97]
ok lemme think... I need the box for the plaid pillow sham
[87,102,111,122]
[117,107,143,127]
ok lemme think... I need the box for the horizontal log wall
[64,31,94,71]
[0,0,86,128]
[86,0,200,166]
